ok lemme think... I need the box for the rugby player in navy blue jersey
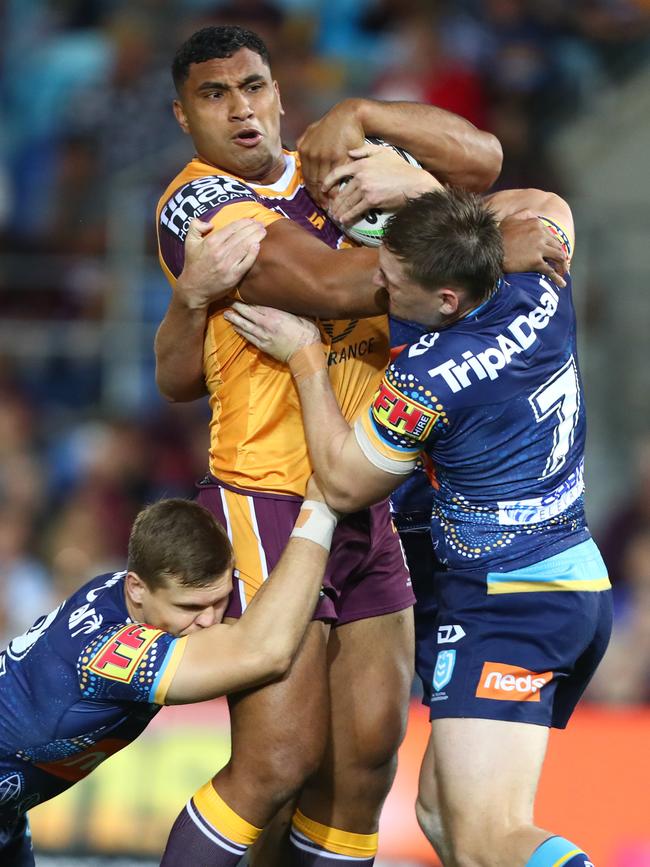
[226,186,610,867]
[0,486,339,866]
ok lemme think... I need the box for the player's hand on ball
[224,302,321,363]
[176,218,266,310]
[297,98,365,208]
[499,210,569,288]
[323,143,441,227]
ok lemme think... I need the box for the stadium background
[1,0,649,864]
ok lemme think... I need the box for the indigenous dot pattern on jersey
[78,623,175,702]
[371,366,448,451]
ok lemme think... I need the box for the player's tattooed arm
[298,97,502,206]
[155,218,265,401]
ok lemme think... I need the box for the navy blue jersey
[0,572,186,821]
[356,271,610,589]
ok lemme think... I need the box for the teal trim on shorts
[486,538,610,594]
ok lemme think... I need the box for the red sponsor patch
[86,624,162,684]
[372,380,438,440]
[35,738,129,781]
[475,662,553,702]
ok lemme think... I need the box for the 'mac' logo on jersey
[86,624,162,684]
[372,380,438,440]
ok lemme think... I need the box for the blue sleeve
[77,623,186,705]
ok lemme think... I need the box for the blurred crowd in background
[1,0,650,704]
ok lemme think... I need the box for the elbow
[155,373,183,403]
[535,190,569,216]
[269,650,294,680]
[155,369,206,403]
[485,134,504,189]
[320,477,368,514]
[156,382,181,403]
[467,133,503,192]
[260,643,294,681]
[509,188,568,216]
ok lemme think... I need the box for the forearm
[355,98,502,192]
[154,293,208,401]
[239,226,385,318]
[485,188,574,235]
[293,368,353,504]
[236,534,329,670]
[166,528,332,703]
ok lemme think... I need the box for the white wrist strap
[291,500,340,551]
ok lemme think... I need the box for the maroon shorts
[197,476,415,625]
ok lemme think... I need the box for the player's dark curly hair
[383,188,504,303]
[128,499,233,588]
[172,25,271,92]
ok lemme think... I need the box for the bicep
[329,430,406,511]
[77,624,183,704]
[164,624,267,704]
[319,415,418,512]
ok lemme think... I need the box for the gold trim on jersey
[153,636,188,705]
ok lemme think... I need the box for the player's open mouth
[233,130,263,147]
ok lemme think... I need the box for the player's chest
[258,188,344,249]
[319,316,389,371]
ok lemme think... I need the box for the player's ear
[274,80,285,117]
[439,287,460,317]
[125,571,147,606]
[173,99,191,134]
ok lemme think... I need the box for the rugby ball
[337,137,421,247]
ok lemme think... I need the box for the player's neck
[455,283,499,324]
[196,152,287,185]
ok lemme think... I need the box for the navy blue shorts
[417,540,613,728]
[0,816,33,867]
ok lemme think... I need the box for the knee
[255,741,324,799]
[355,699,409,772]
[415,792,449,860]
[415,792,441,838]
[228,737,325,809]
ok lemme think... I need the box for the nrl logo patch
[433,649,456,692]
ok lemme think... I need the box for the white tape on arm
[354,419,418,475]
[290,500,340,551]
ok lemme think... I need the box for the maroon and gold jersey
[157,151,389,496]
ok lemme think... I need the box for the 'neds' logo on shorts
[475,662,552,702]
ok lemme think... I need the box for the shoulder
[156,163,268,278]
[64,571,128,644]
[77,621,180,705]
[158,170,259,230]
[371,351,450,442]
